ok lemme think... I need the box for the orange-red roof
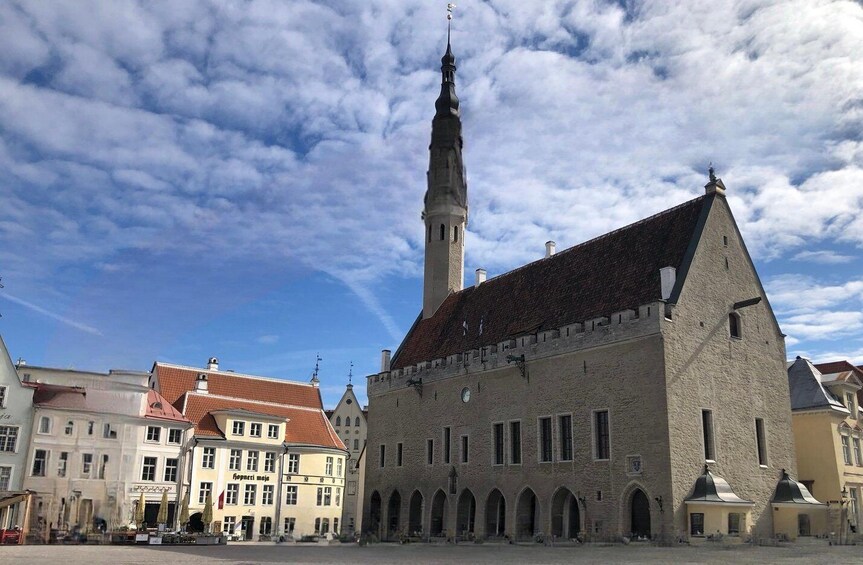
[153,363,322,411]
[146,389,191,424]
[183,393,344,450]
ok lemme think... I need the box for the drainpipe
[274,444,287,538]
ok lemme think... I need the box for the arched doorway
[630,489,651,539]
[387,491,401,538]
[369,491,382,538]
[551,488,580,540]
[408,490,424,536]
[430,489,448,536]
[456,489,476,539]
[485,489,506,538]
[187,512,204,533]
[515,488,539,540]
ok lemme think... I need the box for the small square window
[250,423,262,437]
[168,429,182,444]
[146,426,161,443]
[267,424,279,439]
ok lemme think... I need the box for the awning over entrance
[684,465,754,506]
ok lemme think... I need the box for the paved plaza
[1,542,863,564]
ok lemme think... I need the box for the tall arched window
[440,224,445,241]
[729,313,741,339]
[345,417,351,427]
[454,226,459,242]
[336,416,341,426]
[355,417,361,426]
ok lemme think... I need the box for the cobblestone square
[1,542,862,565]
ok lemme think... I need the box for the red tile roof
[154,363,322,411]
[183,393,345,449]
[146,389,190,423]
[393,194,709,369]
[815,361,863,378]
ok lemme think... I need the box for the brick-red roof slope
[815,361,863,378]
[393,194,709,369]
[184,393,345,449]
[154,363,322,411]
[146,390,190,423]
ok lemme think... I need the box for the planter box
[148,536,162,545]
[135,534,149,543]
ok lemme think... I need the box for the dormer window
[729,313,741,339]
[232,421,245,436]
[267,424,279,439]
[250,423,262,437]
[846,393,856,413]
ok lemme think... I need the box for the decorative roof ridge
[155,362,317,388]
[443,194,708,300]
[186,391,325,413]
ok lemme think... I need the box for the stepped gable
[393,194,710,370]
[184,393,345,449]
[154,362,322,411]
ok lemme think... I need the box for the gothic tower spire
[423,11,468,319]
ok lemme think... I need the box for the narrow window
[454,226,459,242]
[98,454,109,479]
[226,483,239,505]
[199,481,213,504]
[164,458,178,482]
[702,410,715,461]
[38,416,51,434]
[397,443,403,467]
[842,435,852,465]
[510,421,522,464]
[461,435,469,463]
[443,427,451,464]
[723,235,728,247]
[428,224,432,243]
[854,438,862,466]
[65,421,74,436]
[287,453,300,474]
[728,513,743,535]
[246,450,258,472]
[729,313,741,338]
[336,416,341,427]
[264,452,276,473]
[285,486,298,505]
[379,444,386,468]
[202,447,216,469]
[57,452,68,477]
[427,439,434,465]
[755,418,767,465]
[243,484,256,505]
[325,456,333,475]
[81,453,93,477]
[32,449,48,476]
[594,411,610,460]
[539,417,553,462]
[262,485,274,505]
[493,423,504,465]
[690,512,705,536]
[229,449,241,471]
[141,457,156,481]
[440,224,445,240]
[559,415,573,461]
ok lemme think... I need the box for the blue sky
[1,0,862,409]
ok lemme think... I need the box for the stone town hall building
[363,36,797,543]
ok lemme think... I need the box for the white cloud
[256,334,279,345]
[792,250,855,265]
[2,0,863,354]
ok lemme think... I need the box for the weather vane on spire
[708,161,717,182]
[313,354,322,379]
[348,361,353,385]
[447,3,456,40]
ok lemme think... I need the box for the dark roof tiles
[393,195,709,369]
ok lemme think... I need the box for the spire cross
[348,361,353,384]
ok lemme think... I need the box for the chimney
[15,358,26,368]
[381,350,391,372]
[206,357,219,371]
[545,241,556,258]
[195,373,209,394]
[660,266,677,300]
[475,268,487,286]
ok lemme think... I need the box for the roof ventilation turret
[195,373,209,394]
[206,357,219,371]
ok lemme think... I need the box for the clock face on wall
[461,387,471,403]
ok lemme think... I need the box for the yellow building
[151,359,347,540]
[786,357,862,541]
